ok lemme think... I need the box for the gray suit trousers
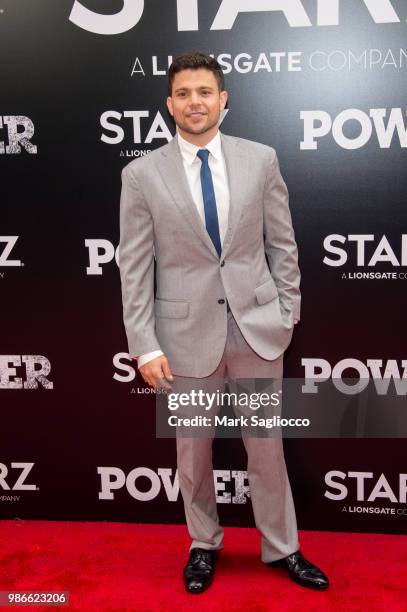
[174,310,299,563]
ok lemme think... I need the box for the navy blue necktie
[197,149,222,258]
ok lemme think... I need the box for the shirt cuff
[136,350,164,368]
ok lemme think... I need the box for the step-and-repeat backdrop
[1,0,406,533]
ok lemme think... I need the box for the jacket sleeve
[119,165,162,356]
[263,150,301,321]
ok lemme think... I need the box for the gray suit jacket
[119,132,301,377]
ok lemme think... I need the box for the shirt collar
[177,130,222,166]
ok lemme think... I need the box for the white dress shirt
[136,130,230,368]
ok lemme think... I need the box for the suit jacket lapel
[220,133,248,259]
[156,136,219,258]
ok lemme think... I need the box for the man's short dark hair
[168,51,225,96]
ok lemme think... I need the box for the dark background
[1,0,406,533]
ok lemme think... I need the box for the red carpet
[0,521,406,611]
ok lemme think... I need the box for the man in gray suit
[119,51,329,594]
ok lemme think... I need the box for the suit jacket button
[218,299,225,304]
[220,261,225,267]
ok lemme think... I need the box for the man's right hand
[138,355,174,391]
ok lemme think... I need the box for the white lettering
[69,0,144,35]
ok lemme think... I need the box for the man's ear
[220,90,228,111]
[166,96,174,117]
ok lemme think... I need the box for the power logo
[301,108,407,150]
[0,356,53,390]
[98,467,251,503]
[85,240,118,275]
[302,358,407,395]
[0,116,37,155]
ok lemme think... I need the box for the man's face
[167,68,228,138]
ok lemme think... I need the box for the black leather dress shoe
[183,547,219,594]
[269,550,329,590]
